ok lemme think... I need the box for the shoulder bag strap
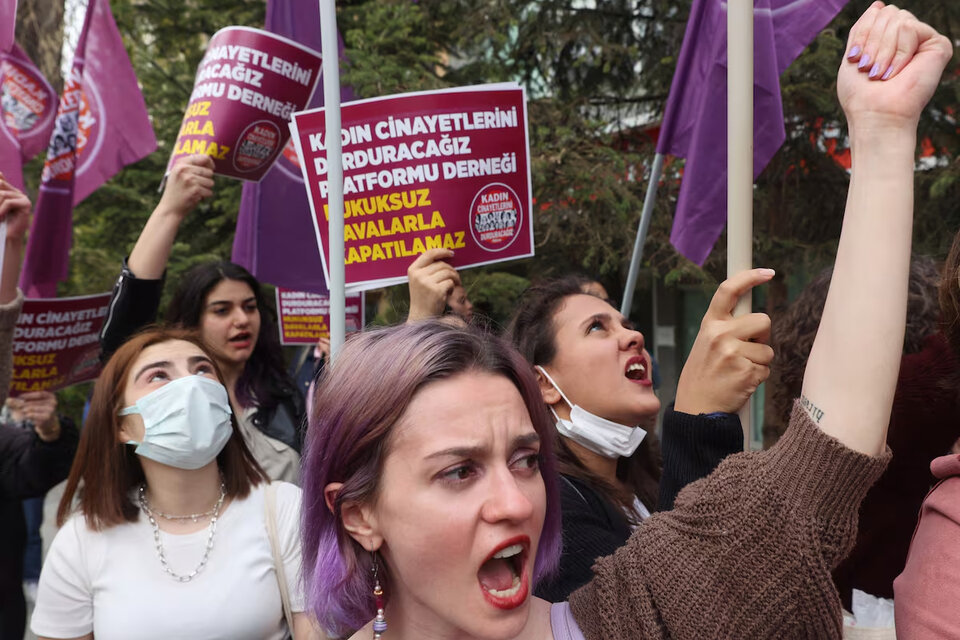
[265,482,296,637]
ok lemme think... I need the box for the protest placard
[290,83,533,292]
[168,26,322,181]
[275,288,363,345]
[10,293,111,395]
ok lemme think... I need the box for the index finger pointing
[705,268,776,320]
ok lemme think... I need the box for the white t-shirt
[31,482,304,640]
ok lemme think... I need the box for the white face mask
[536,366,646,459]
[120,375,233,470]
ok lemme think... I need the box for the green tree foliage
[38,0,959,314]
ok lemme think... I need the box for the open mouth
[477,537,529,609]
[228,332,252,347]
[624,356,651,385]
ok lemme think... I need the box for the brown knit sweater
[569,404,891,639]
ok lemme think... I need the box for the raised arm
[801,3,953,455]
[99,155,214,359]
[569,7,953,638]
[659,269,774,509]
[0,174,31,401]
[128,154,214,278]
[0,173,31,305]
[406,248,461,322]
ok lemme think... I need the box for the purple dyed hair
[301,321,562,637]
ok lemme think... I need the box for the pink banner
[19,0,156,298]
[0,44,56,189]
[290,83,533,291]
[275,288,363,345]
[10,293,111,395]
[168,26,322,181]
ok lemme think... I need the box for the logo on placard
[468,183,522,252]
[0,57,54,138]
[70,347,102,381]
[41,68,102,183]
[282,138,301,168]
[273,136,306,182]
[234,120,282,172]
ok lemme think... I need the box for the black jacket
[0,418,78,640]
[99,260,305,451]
[534,406,742,602]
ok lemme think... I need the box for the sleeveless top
[550,602,586,640]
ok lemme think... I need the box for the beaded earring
[372,552,387,639]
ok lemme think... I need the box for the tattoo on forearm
[800,394,825,424]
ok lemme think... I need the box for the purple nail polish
[881,65,893,80]
[869,62,880,78]
[858,52,871,69]
[848,45,862,58]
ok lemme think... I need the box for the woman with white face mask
[30,329,317,640]
[507,269,774,600]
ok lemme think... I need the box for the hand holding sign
[406,249,461,322]
[6,391,61,442]
[0,172,30,305]
[675,268,776,415]
[157,154,216,219]
[0,172,32,238]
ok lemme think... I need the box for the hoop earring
[372,552,387,638]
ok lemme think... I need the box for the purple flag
[231,0,353,293]
[659,0,848,264]
[1,0,16,53]
[19,0,157,297]
[1,44,56,189]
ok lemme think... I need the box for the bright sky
[60,0,87,79]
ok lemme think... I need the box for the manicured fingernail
[881,65,893,80]
[868,62,880,78]
[858,52,871,69]
[848,45,861,58]
[759,268,776,277]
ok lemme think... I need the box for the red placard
[10,293,111,394]
[275,288,364,345]
[168,27,322,181]
[290,83,533,292]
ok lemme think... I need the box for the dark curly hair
[939,233,960,358]
[767,256,941,447]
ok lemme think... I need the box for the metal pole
[621,152,664,318]
[319,0,345,361]
[728,0,754,450]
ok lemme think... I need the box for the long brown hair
[507,276,661,521]
[57,327,268,529]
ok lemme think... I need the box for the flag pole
[620,153,664,319]
[728,0,753,450]
[319,0,345,361]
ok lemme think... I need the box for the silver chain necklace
[138,481,226,583]
[145,503,218,523]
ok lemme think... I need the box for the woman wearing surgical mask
[30,328,316,640]
[99,155,304,484]
[507,268,773,601]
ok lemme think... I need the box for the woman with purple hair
[300,6,950,639]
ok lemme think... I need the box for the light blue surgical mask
[120,375,233,470]
[536,366,646,459]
